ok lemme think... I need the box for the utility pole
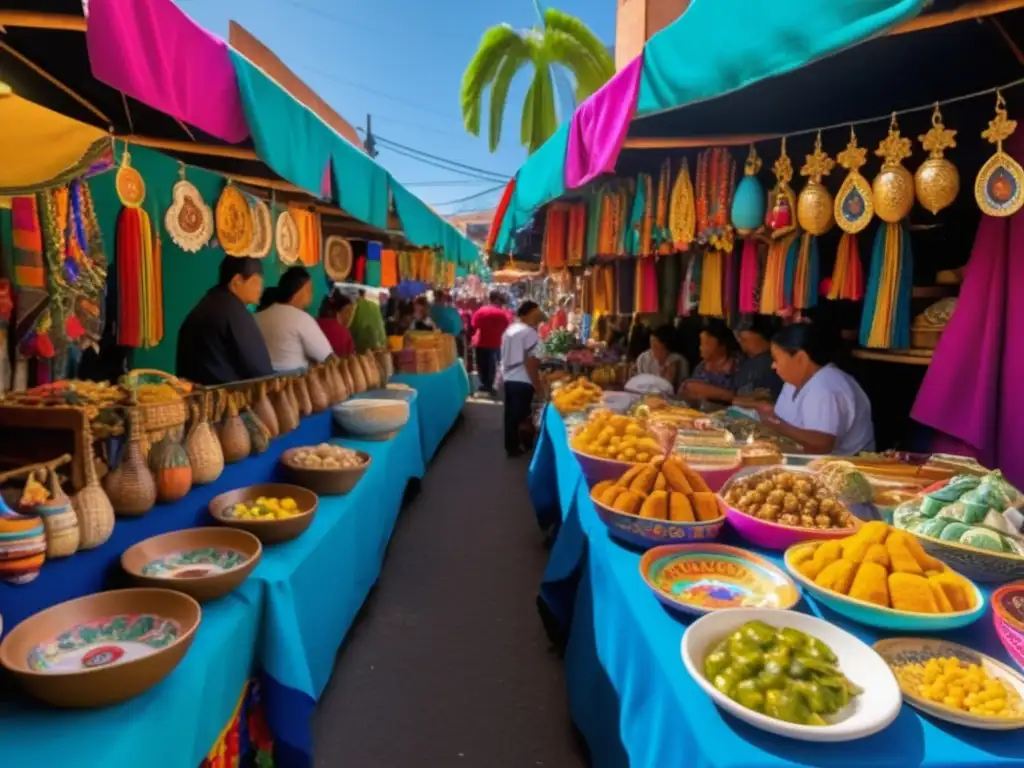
[363,113,378,158]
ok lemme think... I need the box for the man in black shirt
[176,256,274,385]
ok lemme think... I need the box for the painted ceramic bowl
[725,502,862,550]
[0,588,200,707]
[209,483,318,544]
[121,528,262,602]
[992,583,1024,671]
[594,496,725,550]
[332,399,409,441]
[640,544,800,616]
[280,447,371,496]
[910,533,1024,584]
[784,542,986,632]
[571,449,639,485]
[874,637,1024,730]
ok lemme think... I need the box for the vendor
[176,256,274,385]
[730,316,785,405]
[756,323,875,456]
[255,266,333,372]
[316,289,356,357]
[678,319,741,403]
[634,325,689,390]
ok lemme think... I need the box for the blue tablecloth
[392,361,469,462]
[0,375,463,768]
[533,407,1024,768]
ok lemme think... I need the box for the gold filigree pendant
[872,113,915,223]
[834,127,874,234]
[797,131,835,236]
[915,104,959,215]
[975,91,1024,218]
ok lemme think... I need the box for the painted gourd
[149,433,193,503]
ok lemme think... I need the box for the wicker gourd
[334,360,350,402]
[242,406,271,454]
[254,380,279,437]
[346,355,367,394]
[186,399,225,485]
[286,378,301,417]
[72,425,115,550]
[24,467,80,558]
[308,366,329,412]
[374,349,393,384]
[219,391,251,464]
[296,376,313,416]
[329,361,346,404]
[365,352,382,389]
[104,411,158,517]
[273,380,300,434]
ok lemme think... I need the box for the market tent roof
[493,0,1022,253]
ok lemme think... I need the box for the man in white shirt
[500,301,545,457]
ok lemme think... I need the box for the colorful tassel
[699,250,725,317]
[827,234,865,301]
[738,239,760,313]
[860,222,913,348]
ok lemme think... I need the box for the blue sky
[177,0,615,214]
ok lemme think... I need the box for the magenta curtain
[564,55,644,190]
[86,0,249,143]
[911,132,1024,485]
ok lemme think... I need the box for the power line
[431,183,506,208]
[275,0,389,36]
[299,64,457,122]
[375,135,510,180]
[360,113,468,140]
[375,141,508,183]
[403,180,501,187]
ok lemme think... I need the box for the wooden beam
[0,11,86,32]
[221,173,306,195]
[888,0,1024,36]
[0,41,110,124]
[623,134,774,150]
[118,134,259,161]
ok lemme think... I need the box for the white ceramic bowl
[600,391,636,414]
[681,608,902,742]
[332,398,409,439]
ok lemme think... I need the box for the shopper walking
[500,300,545,458]
[471,290,510,395]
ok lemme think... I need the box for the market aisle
[313,400,585,767]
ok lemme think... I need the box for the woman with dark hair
[755,323,875,455]
[316,289,356,356]
[411,295,437,331]
[634,325,689,389]
[678,318,742,403]
[254,266,332,371]
[176,256,274,385]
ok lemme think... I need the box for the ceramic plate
[874,637,1024,730]
[640,544,800,616]
[140,547,248,579]
[27,614,181,673]
[682,608,902,742]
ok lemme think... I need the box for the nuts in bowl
[281,444,371,496]
[289,443,367,470]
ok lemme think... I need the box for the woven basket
[307,367,329,412]
[218,391,251,464]
[23,467,80,558]
[186,398,225,485]
[71,422,115,550]
[103,411,157,517]
[122,369,189,455]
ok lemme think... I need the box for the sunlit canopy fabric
[0,87,107,192]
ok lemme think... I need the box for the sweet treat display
[702,620,862,725]
[591,456,719,523]
[551,378,602,415]
[740,441,783,467]
[571,410,664,463]
[723,468,855,531]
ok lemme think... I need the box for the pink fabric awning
[86,0,249,143]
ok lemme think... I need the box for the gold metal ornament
[872,113,915,223]
[765,137,797,239]
[797,131,835,236]
[834,127,874,233]
[975,91,1024,218]
[915,104,959,215]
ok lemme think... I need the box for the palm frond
[529,66,557,154]
[543,8,615,83]
[488,52,526,152]
[543,29,606,102]
[460,25,530,136]
[521,77,537,149]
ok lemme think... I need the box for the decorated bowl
[280,447,371,496]
[874,637,1024,730]
[121,528,262,602]
[910,534,1024,584]
[571,449,641,485]
[640,544,800,617]
[208,483,318,544]
[361,384,417,403]
[993,583,1024,671]
[682,608,901,741]
[594,496,725,549]
[725,502,862,550]
[332,399,409,441]
[0,588,200,707]
[784,542,986,632]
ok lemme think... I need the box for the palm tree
[460,8,615,154]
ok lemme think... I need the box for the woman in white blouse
[255,266,333,372]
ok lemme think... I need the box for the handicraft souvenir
[916,104,959,215]
[654,157,673,254]
[164,166,213,253]
[975,91,1024,218]
[834,128,874,234]
[872,114,915,223]
[669,158,696,250]
[275,209,300,265]
[791,133,836,313]
[696,147,735,252]
[731,145,765,236]
[247,198,273,258]
[323,235,353,281]
[114,173,163,349]
[215,184,254,257]
[765,138,797,239]
[115,149,145,209]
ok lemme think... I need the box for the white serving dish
[332,398,409,439]
[600,391,636,413]
[681,608,902,742]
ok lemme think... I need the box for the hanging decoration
[759,235,799,315]
[826,233,864,301]
[289,207,322,266]
[566,203,586,267]
[216,183,254,256]
[737,239,760,314]
[975,91,1024,217]
[792,133,835,312]
[669,158,695,250]
[696,148,735,251]
[275,208,300,265]
[765,138,797,239]
[115,149,146,209]
[627,173,653,256]
[834,128,874,234]
[654,158,672,254]
[872,113,915,223]
[915,104,959,215]
[247,197,273,258]
[541,204,569,269]
[115,175,162,349]
[164,165,213,253]
[323,235,353,282]
[731,145,765,236]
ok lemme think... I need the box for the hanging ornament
[975,91,1024,218]
[834,128,874,233]
[247,197,273,258]
[215,183,254,257]
[275,208,300,265]
[915,104,959,215]
[115,147,146,209]
[765,138,797,239]
[872,113,915,223]
[323,235,353,281]
[669,158,696,250]
[797,132,835,236]
[164,163,213,253]
[731,145,765,236]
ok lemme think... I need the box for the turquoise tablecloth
[532,407,1024,768]
[392,361,469,462]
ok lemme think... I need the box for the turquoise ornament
[731,145,765,236]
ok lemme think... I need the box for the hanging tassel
[699,250,724,317]
[760,235,794,315]
[827,233,864,301]
[738,239,760,313]
[116,207,142,347]
[792,232,821,311]
[723,248,738,324]
[861,222,912,348]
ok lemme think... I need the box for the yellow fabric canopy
[0,84,106,189]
